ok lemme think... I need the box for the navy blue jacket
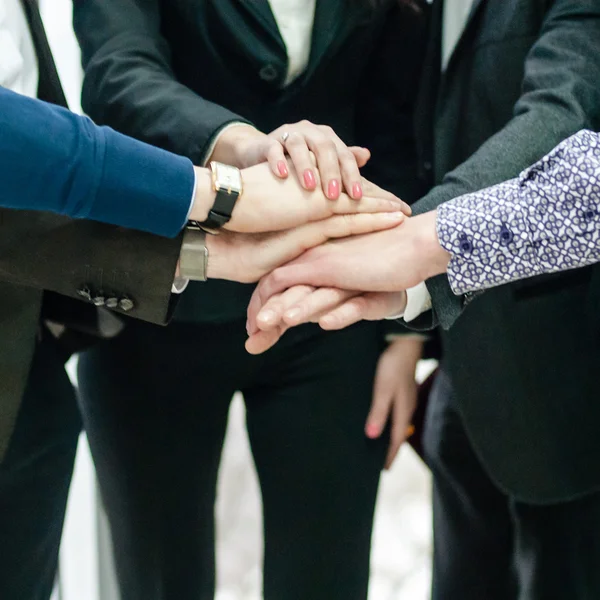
[0,86,194,238]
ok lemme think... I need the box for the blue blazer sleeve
[0,87,194,237]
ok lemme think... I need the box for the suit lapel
[237,0,286,52]
[414,0,443,172]
[19,0,68,107]
[303,0,363,83]
[443,0,486,74]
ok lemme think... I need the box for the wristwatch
[178,225,209,281]
[199,161,243,230]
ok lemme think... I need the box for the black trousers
[77,318,387,600]
[424,369,600,600]
[0,336,82,600]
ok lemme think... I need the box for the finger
[265,140,289,178]
[256,285,315,331]
[319,292,406,330]
[365,356,397,439]
[304,133,343,199]
[385,396,409,470]
[326,194,407,219]
[284,132,318,191]
[360,179,411,216]
[337,147,364,200]
[245,324,288,355]
[349,146,371,168]
[247,285,269,336]
[316,211,404,242]
[283,288,360,327]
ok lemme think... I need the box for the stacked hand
[187,120,412,283]
[244,211,450,354]
[181,120,448,469]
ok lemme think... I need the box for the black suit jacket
[410,0,600,503]
[0,0,183,461]
[73,0,427,323]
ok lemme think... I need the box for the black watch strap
[201,188,240,229]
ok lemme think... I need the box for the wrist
[414,210,451,280]
[208,124,265,167]
[204,233,228,281]
[189,167,215,222]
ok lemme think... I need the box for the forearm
[0,210,182,324]
[0,88,194,237]
[73,0,249,164]
[437,130,600,294]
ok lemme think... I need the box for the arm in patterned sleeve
[437,130,600,295]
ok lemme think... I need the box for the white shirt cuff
[404,282,432,322]
[171,170,199,294]
[385,282,432,322]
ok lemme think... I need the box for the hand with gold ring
[269,120,371,200]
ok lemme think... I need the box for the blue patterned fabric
[436,130,600,295]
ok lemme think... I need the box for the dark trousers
[77,319,387,600]
[424,369,600,600]
[0,336,82,600]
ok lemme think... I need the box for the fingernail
[285,308,302,323]
[277,161,288,177]
[327,179,340,199]
[366,423,380,438]
[258,309,277,325]
[352,182,363,199]
[304,169,316,189]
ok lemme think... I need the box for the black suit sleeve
[72,0,249,163]
[0,209,182,325]
[411,0,600,330]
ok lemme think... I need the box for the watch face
[213,162,243,194]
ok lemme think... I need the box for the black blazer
[0,0,184,461]
[73,0,427,323]
[410,0,600,503]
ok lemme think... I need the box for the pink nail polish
[328,179,340,199]
[352,182,363,199]
[304,169,316,189]
[366,424,380,438]
[277,161,288,177]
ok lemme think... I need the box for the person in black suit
[71,1,426,599]
[244,1,600,598]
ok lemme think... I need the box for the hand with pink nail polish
[268,121,371,199]
[366,336,423,470]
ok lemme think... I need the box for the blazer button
[105,297,119,309]
[77,287,92,302]
[92,295,106,307]
[259,64,278,82]
[118,297,135,312]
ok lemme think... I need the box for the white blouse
[0,0,38,97]
[269,0,316,85]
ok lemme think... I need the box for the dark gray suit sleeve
[0,209,182,325]
[411,0,600,330]
[72,0,250,164]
